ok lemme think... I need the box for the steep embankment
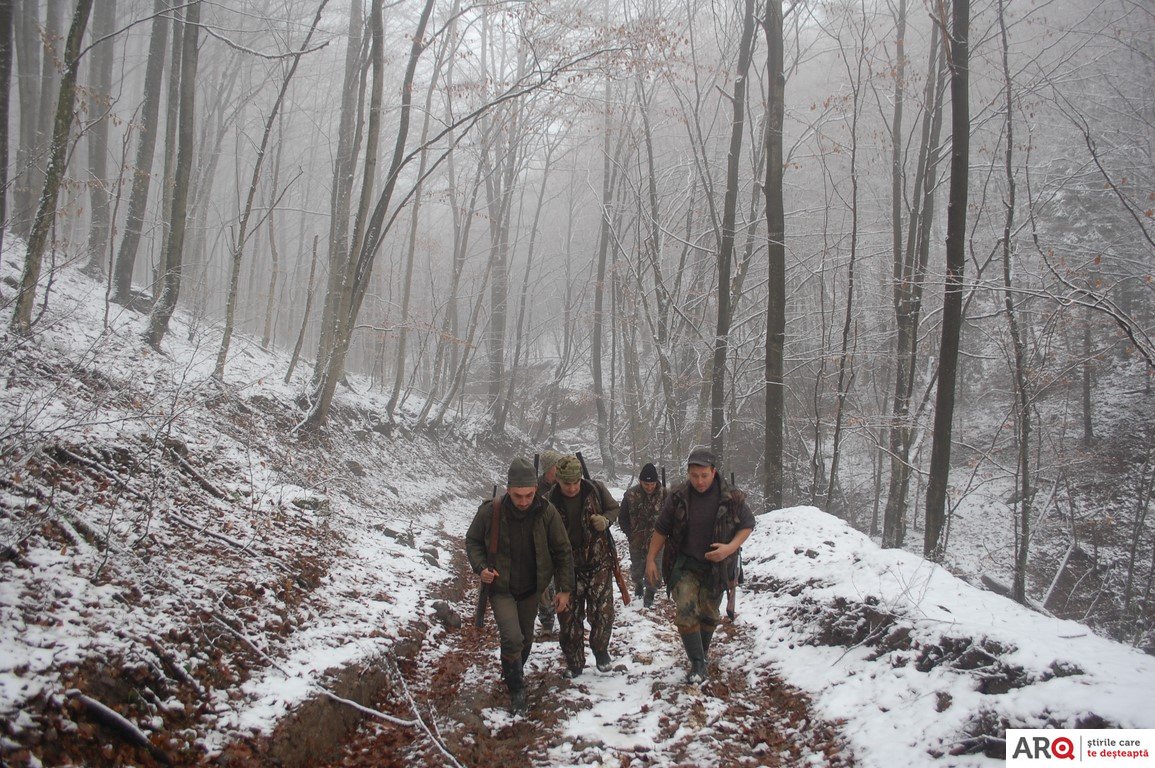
[0,262,507,766]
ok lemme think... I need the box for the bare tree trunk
[306,0,436,431]
[924,0,971,558]
[995,0,1032,603]
[143,0,199,349]
[883,21,945,548]
[81,0,115,275]
[314,0,364,382]
[0,0,13,262]
[262,115,286,351]
[110,0,167,307]
[11,0,40,238]
[762,0,786,509]
[285,235,320,384]
[10,0,94,334]
[825,5,866,513]
[1082,316,1094,446]
[388,22,454,417]
[710,0,756,465]
[213,0,328,380]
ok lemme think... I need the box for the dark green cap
[507,457,538,488]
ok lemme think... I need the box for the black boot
[643,586,655,608]
[680,632,707,684]
[502,654,527,715]
[594,650,613,672]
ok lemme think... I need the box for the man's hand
[554,591,571,613]
[590,514,609,532]
[645,558,660,587]
[705,542,735,563]
[480,567,499,584]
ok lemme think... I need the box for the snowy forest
[1,0,1154,763]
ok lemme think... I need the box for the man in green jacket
[466,457,573,715]
[645,447,754,684]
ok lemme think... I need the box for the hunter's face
[559,479,582,498]
[640,480,658,494]
[688,465,716,494]
[508,486,536,510]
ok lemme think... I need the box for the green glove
[590,514,609,532]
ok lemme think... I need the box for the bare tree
[212,0,329,380]
[710,0,757,464]
[924,0,971,558]
[762,0,786,509]
[110,0,168,308]
[80,0,115,276]
[10,0,94,335]
[0,0,13,263]
[143,0,200,349]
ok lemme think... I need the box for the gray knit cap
[507,457,538,488]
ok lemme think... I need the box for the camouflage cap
[554,454,583,483]
[539,449,563,474]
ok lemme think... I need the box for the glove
[590,514,609,532]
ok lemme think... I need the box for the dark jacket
[466,494,574,596]
[547,478,619,571]
[619,483,667,548]
[658,476,752,599]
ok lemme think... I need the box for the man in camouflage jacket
[547,454,620,678]
[645,447,754,684]
[619,462,666,607]
[467,457,573,714]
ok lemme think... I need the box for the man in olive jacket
[467,457,573,715]
[645,446,753,684]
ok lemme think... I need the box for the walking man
[536,449,563,634]
[547,454,620,677]
[619,462,667,607]
[467,457,573,714]
[645,447,754,683]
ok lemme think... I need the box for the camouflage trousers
[558,566,614,672]
[670,556,723,634]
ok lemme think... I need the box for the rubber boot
[594,650,613,672]
[502,654,527,715]
[701,628,714,660]
[681,632,707,684]
[643,586,655,608]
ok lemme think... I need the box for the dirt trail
[321,543,853,768]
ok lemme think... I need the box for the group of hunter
[465,447,754,715]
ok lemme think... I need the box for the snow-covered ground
[3,253,1154,767]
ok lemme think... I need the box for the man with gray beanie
[645,446,754,684]
[467,457,573,715]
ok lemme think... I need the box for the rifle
[575,452,631,605]
[726,470,740,621]
[473,485,500,628]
